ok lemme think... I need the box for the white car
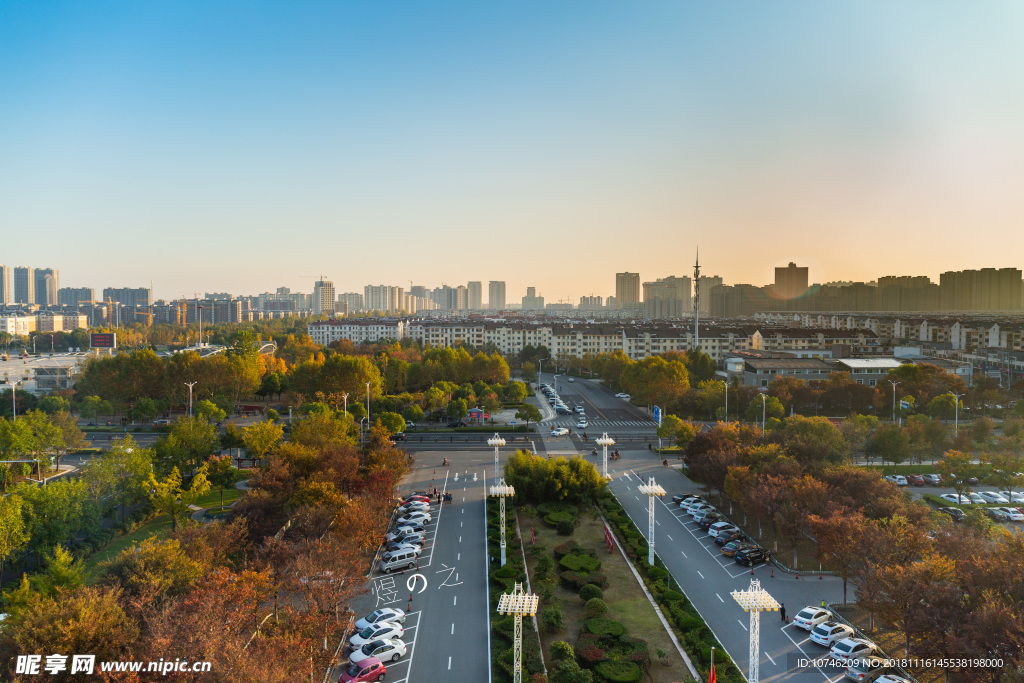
[939,493,971,505]
[679,496,704,509]
[576,420,589,429]
[875,677,913,683]
[398,501,430,513]
[354,608,406,630]
[568,378,575,382]
[708,522,739,538]
[966,492,987,505]
[349,622,405,648]
[998,491,1024,504]
[830,637,876,662]
[614,393,631,399]
[686,500,713,515]
[791,606,831,631]
[575,406,585,413]
[396,511,431,525]
[810,621,854,648]
[384,530,426,543]
[976,491,1010,504]
[551,427,569,437]
[350,638,407,664]
[883,475,907,486]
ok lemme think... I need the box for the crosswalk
[548,418,656,428]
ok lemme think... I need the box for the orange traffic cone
[795,572,800,580]
[771,569,774,578]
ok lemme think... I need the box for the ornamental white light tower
[488,433,506,481]
[496,582,539,683]
[596,432,615,479]
[731,577,781,683]
[637,477,665,566]
[490,480,515,566]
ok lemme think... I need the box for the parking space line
[697,571,704,579]
[764,651,776,665]
[781,626,835,681]
[738,620,747,631]
[716,593,724,603]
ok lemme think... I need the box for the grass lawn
[83,515,174,578]
[519,506,688,683]
[833,604,944,683]
[193,487,243,510]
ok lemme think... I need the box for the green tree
[376,411,406,435]
[129,397,160,423]
[37,396,71,415]
[868,423,911,473]
[520,362,538,384]
[515,403,542,429]
[193,399,227,423]
[147,464,211,533]
[936,450,977,501]
[153,416,218,474]
[504,381,528,404]
[402,404,425,423]
[447,398,468,421]
[86,436,155,521]
[32,544,86,595]
[241,420,285,461]
[206,455,242,510]
[0,495,28,584]
[745,395,784,424]
[925,394,959,420]
[657,414,684,443]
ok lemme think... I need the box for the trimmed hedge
[553,540,596,560]
[537,502,578,516]
[544,511,576,527]
[585,618,625,637]
[579,584,604,601]
[594,661,642,682]
[559,570,608,592]
[559,554,601,572]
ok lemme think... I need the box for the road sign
[653,405,662,426]
[511,420,516,426]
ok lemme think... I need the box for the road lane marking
[681,551,687,558]
[738,620,747,631]
[448,656,452,670]
[454,596,457,605]
[451,624,454,635]
[457,553,460,561]
[697,571,705,579]
[764,651,776,665]
[717,594,724,603]
[667,535,673,541]
[781,626,834,680]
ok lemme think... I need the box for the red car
[340,656,385,682]
[401,496,430,506]
[906,474,925,486]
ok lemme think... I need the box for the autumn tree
[148,464,211,533]
[154,416,218,474]
[0,495,28,584]
[936,450,977,501]
[206,455,243,511]
[867,423,910,472]
[808,509,868,603]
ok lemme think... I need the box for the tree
[447,398,468,421]
[744,395,784,424]
[971,416,996,445]
[154,416,218,474]
[36,396,71,415]
[867,423,911,473]
[375,411,406,435]
[101,536,206,602]
[808,510,868,603]
[402,404,425,423]
[46,411,87,472]
[504,381,528,404]
[148,464,211,533]
[772,415,848,471]
[129,397,160,423]
[515,403,542,429]
[206,455,243,511]
[925,393,959,420]
[984,451,1024,503]
[86,436,155,521]
[194,399,227,423]
[656,414,684,445]
[936,450,977,501]
[520,361,538,383]
[0,495,28,584]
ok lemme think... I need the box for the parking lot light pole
[760,392,768,434]
[731,577,781,683]
[11,379,19,421]
[950,391,965,435]
[490,481,515,566]
[596,432,615,479]
[888,380,900,423]
[537,358,548,382]
[637,477,665,566]
[341,392,348,419]
[488,433,506,481]
[366,382,371,426]
[496,583,538,683]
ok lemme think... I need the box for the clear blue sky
[3,1,1024,303]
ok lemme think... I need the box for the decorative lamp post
[489,480,515,566]
[731,577,781,683]
[950,392,965,435]
[365,381,371,426]
[496,583,538,683]
[184,381,197,417]
[759,392,768,434]
[488,433,506,481]
[637,477,665,566]
[888,380,900,423]
[596,432,615,479]
[341,392,348,419]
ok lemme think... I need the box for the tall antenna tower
[693,247,700,352]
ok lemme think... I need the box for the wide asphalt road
[537,372,657,434]
[607,449,848,683]
[334,449,492,683]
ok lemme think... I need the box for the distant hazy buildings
[643,275,691,319]
[338,292,364,313]
[59,287,96,307]
[615,272,641,311]
[14,267,34,304]
[102,287,151,309]
[940,268,1022,311]
[313,279,335,315]
[522,287,545,310]
[365,285,404,313]
[579,295,603,311]
[489,281,506,310]
[467,281,482,310]
[0,265,10,305]
[35,268,59,306]
[772,263,809,300]
[696,276,723,315]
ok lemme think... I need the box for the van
[708,521,737,538]
[379,549,418,574]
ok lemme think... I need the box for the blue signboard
[653,405,662,425]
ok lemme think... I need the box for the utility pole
[888,380,900,424]
[490,480,515,566]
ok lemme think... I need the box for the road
[537,372,658,436]
[332,449,492,682]
[606,448,848,683]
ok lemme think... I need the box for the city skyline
[4,3,1024,299]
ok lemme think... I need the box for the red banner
[603,524,614,552]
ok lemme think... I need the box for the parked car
[398,501,430,513]
[715,529,745,545]
[447,420,467,428]
[792,606,831,631]
[390,522,425,535]
[678,495,704,509]
[340,656,385,683]
[735,547,770,566]
[686,501,714,515]
[809,621,854,648]
[697,512,725,530]
[830,637,877,663]
[940,493,971,505]
[906,474,925,486]
[923,474,941,485]
[985,508,1011,522]
[385,531,426,545]
[400,496,430,505]
[349,622,405,648]
[845,655,900,682]
[722,541,756,557]
[993,507,1024,521]
[354,609,406,630]
[966,492,986,505]
[383,540,423,553]
[936,507,965,522]
[708,522,740,539]
[350,638,407,665]
[977,491,1010,504]
[551,427,569,437]
[396,512,431,525]
[614,393,631,399]
[874,676,913,683]
[883,475,908,486]
[692,508,718,524]
[998,491,1024,503]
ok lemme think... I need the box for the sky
[2,1,1024,304]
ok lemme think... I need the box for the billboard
[90,333,117,349]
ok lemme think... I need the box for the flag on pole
[709,647,716,683]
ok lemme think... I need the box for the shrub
[661,590,684,603]
[677,614,704,631]
[556,519,575,535]
[544,511,576,527]
[585,618,625,637]
[542,605,564,632]
[553,540,586,560]
[575,633,606,668]
[493,564,517,579]
[537,502,579,516]
[584,598,608,618]
[647,566,669,580]
[550,641,574,662]
[550,659,594,683]
[559,571,608,592]
[579,584,604,602]
[594,661,642,682]
[559,555,601,572]
[535,555,553,579]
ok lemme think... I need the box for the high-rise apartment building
[615,272,641,310]
[59,288,96,307]
[522,287,545,310]
[579,295,603,310]
[643,276,691,318]
[940,268,1023,311]
[338,292,364,313]
[431,285,469,311]
[0,265,10,305]
[696,275,723,315]
[102,287,152,309]
[35,268,59,306]
[488,281,506,310]
[773,262,809,300]
[13,267,34,304]
[364,285,404,312]
[467,281,482,310]
[313,279,335,316]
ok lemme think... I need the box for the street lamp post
[359,417,367,445]
[488,433,506,481]
[11,379,19,421]
[731,578,781,683]
[950,392,965,435]
[184,382,197,417]
[724,380,729,424]
[759,393,768,434]
[490,480,515,566]
[496,583,538,683]
[553,374,560,392]
[888,380,900,423]
[638,477,665,566]
[341,392,348,419]
[366,382,371,427]
[538,358,549,383]
[596,432,615,479]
